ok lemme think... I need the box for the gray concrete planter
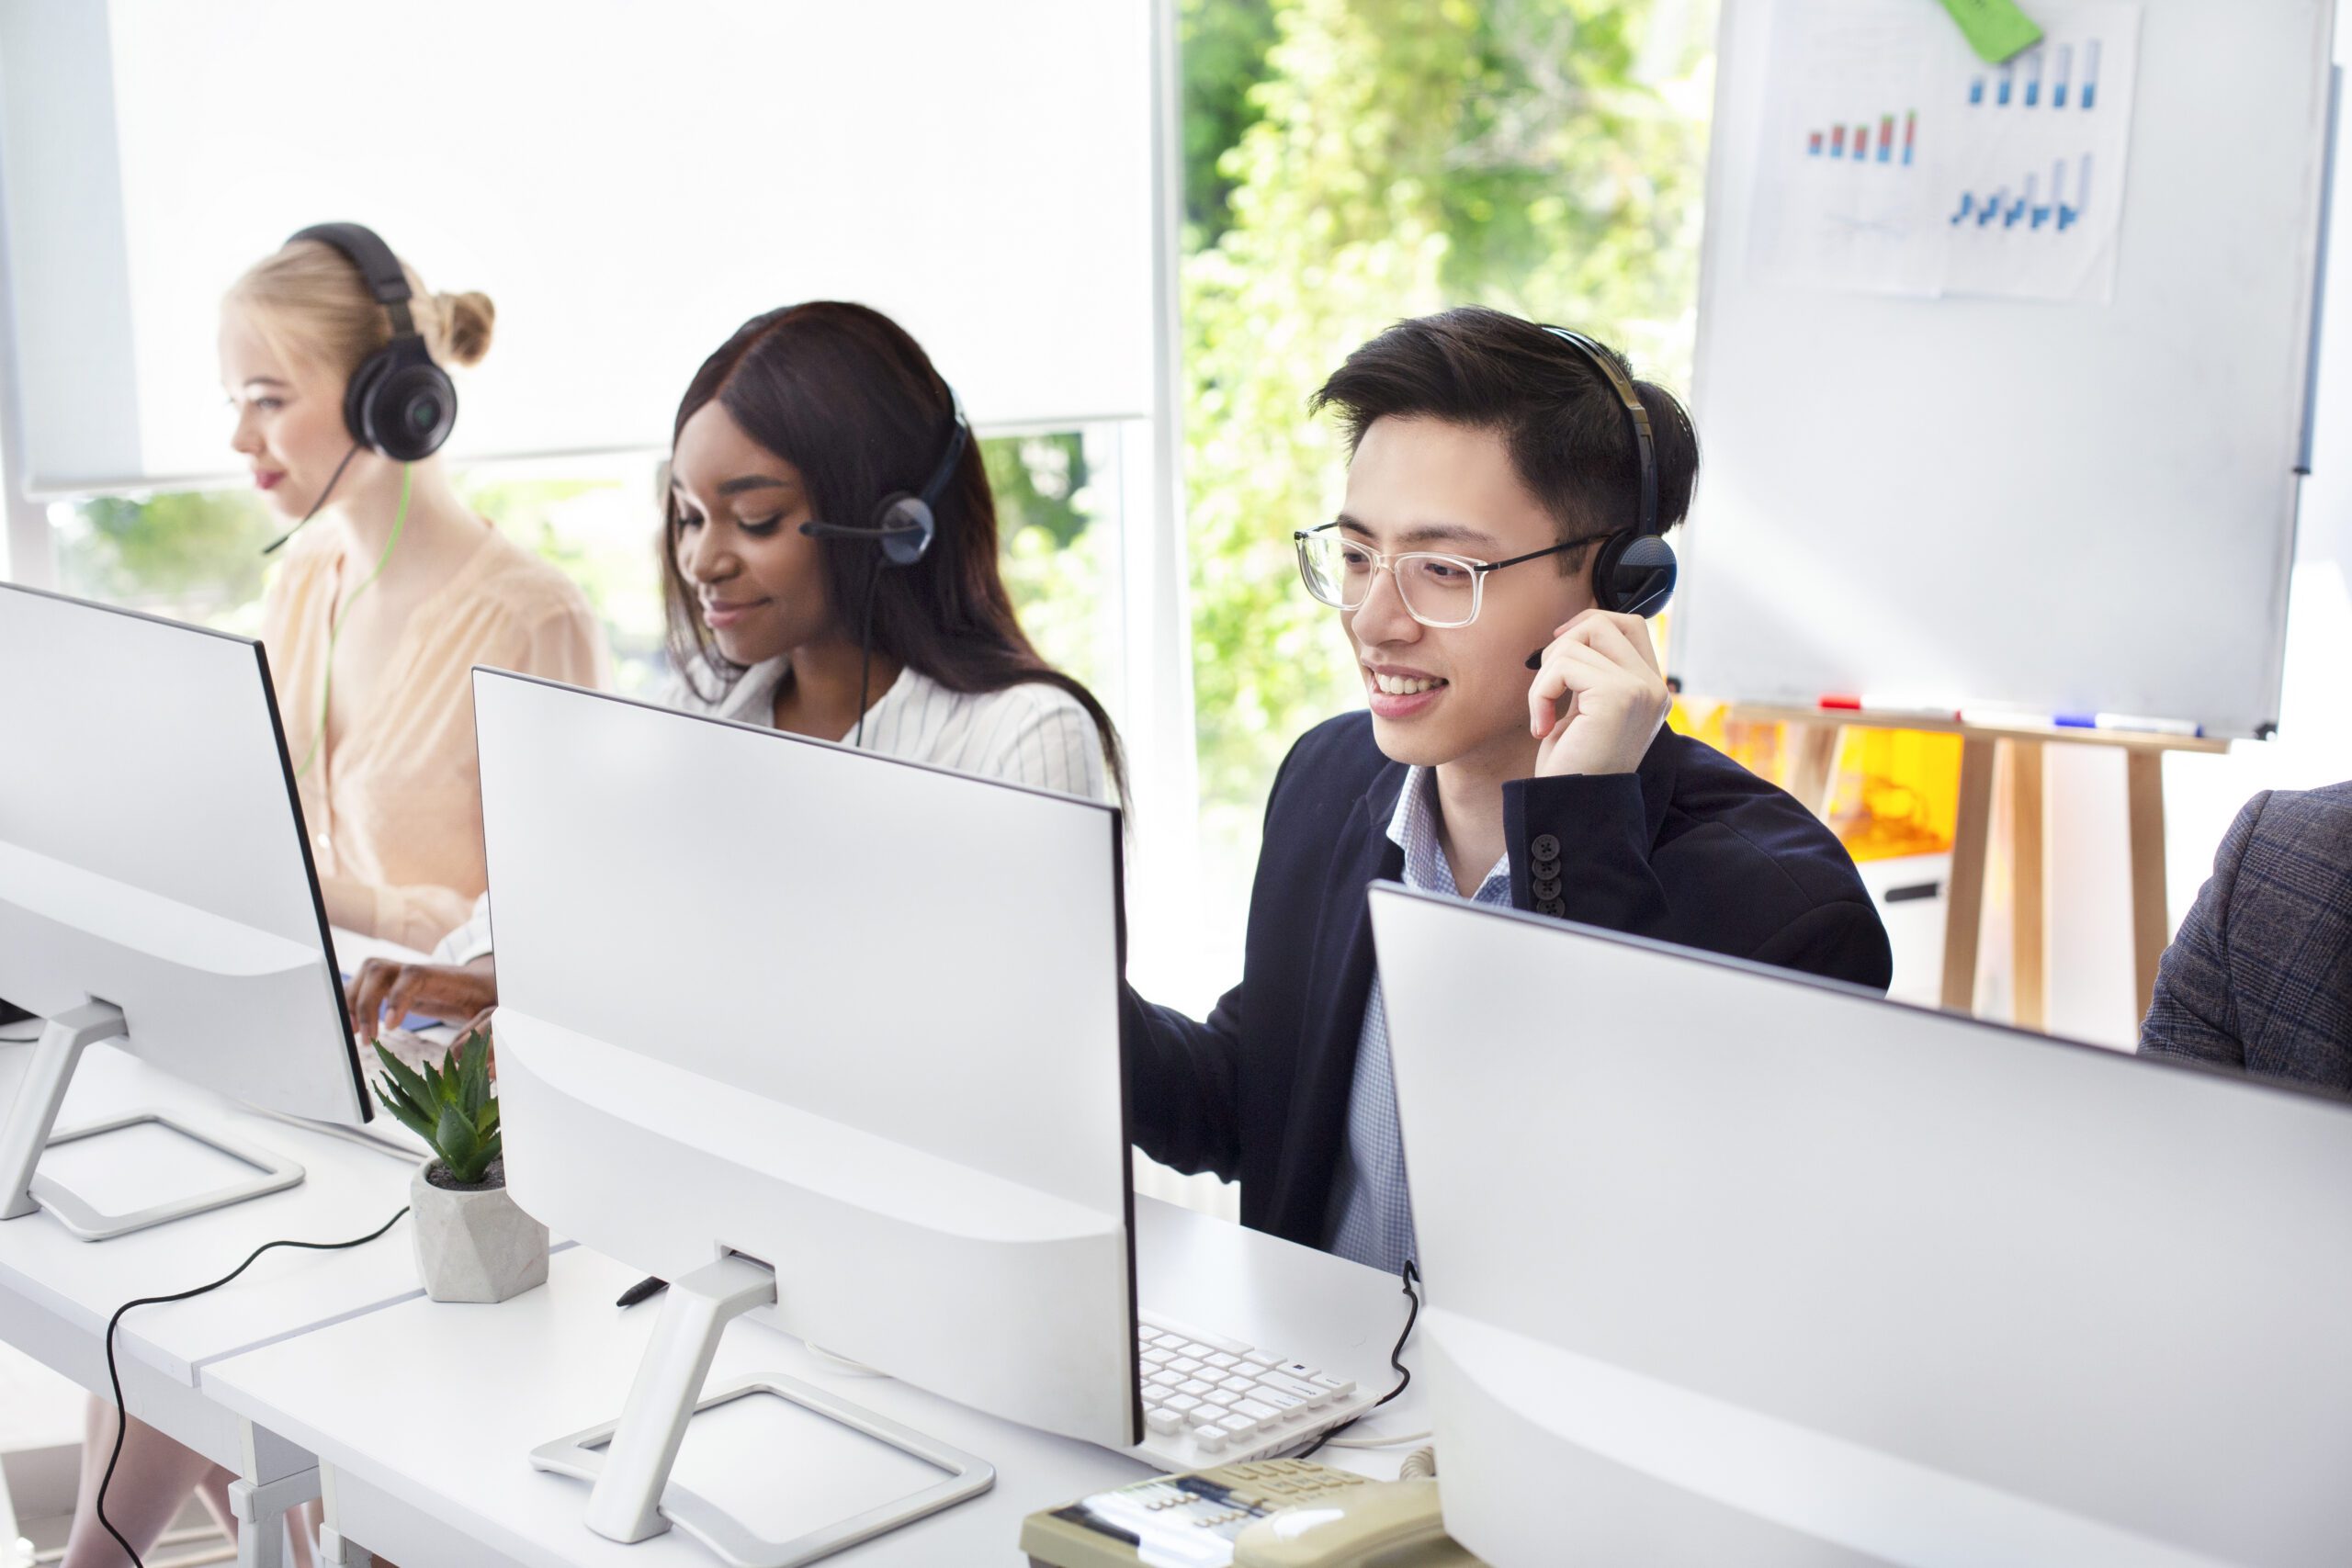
[411,1157,548,1303]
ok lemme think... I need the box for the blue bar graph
[2063,152,2091,230]
[1949,154,2093,232]
[1968,38,2104,111]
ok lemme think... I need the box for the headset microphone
[260,441,362,555]
[795,396,973,746]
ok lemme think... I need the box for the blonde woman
[61,226,605,1568]
[227,223,605,950]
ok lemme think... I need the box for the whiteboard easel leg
[1942,738,1998,1014]
[1789,722,1844,823]
[2126,751,2169,1023]
[2008,739,2048,1032]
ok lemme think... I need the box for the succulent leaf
[436,1103,486,1184]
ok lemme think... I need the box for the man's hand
[1528,609,1671,778]
[345,954,499,1045]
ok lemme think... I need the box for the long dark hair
[659,301,1124,796]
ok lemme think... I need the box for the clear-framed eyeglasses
[1292,522,1586,629]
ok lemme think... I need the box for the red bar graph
[1804,110,1918,166]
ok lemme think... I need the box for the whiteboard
[1678,0,2336,738]
[0,0,1156,496]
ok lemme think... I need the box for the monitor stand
[0,1000,305,1240]
[529,1254,995,1568]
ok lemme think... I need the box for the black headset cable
[96,1206,410,1567]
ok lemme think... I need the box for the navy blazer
[1123,712,1895,1247]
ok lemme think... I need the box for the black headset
[1541,325,1679,618]
[288,222,457,463]
[797,396,971,567]
[793,391,973,747]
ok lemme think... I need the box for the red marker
[1818,694,1863,712]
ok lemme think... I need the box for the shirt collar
[713,657,927,744]
[1385,764,1510,896]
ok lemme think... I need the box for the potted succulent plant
[372,1031,548,1303]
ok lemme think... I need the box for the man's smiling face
[1336,416,1597,773]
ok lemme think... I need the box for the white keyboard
[1128,1310,1380,1470]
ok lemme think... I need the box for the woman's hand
[1527,609,1671,778]
[345,955,499,1045]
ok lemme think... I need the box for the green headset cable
[294,463,412,780]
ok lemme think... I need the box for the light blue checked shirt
[1325,765,1514,1273]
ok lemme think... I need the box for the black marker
[616,1274,668,1310]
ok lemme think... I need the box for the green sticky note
[1934,0,2045,63]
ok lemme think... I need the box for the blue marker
[2054,714,2098,729]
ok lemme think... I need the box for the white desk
[0,1038,422,1564]
[201,1199,1428,1566]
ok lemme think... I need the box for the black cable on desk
[1297,1257,1420,1460]
[96,1206,410,1567]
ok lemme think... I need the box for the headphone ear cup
[1591,531,1679,618]
[873,495,936,567]
[343,348,391,452]
[347,340,457,462]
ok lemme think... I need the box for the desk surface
[0,1037,419,1390]
[202,1200,1428,1566]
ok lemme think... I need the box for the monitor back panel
[0,584,356,1120]
[1370,886,2352,1567]
[476,671,1136,1445]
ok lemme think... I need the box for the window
[47,431,1124,721]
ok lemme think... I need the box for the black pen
[616,1274,668,1309]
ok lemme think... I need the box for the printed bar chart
[1969,39,2108,112]
[1950,153,2092,231]
[1804,108,1917,165]
[1753,0,2141,304]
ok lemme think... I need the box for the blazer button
[1536,897,1567,919]
[1531,833,1562,862]
[1532,876,1564,902]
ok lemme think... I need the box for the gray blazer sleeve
[2138,794,2265,1070]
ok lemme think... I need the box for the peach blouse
[259,522,607,952]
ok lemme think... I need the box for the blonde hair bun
[228,238,494,379]
[435,289,495,367]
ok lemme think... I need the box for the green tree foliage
[989,433,1114,699]
[57,491,277,630]
[1180,0,1712,852]
[1180,0,1280,244]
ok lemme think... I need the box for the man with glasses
[1124,307,1892,1269]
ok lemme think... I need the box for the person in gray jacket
[2139,782,2352,1092]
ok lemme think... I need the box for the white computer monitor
[0,583,365,1238]
[1368,882,2352,1568]
[473,671,1136,1559]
